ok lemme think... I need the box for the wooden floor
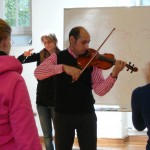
[41,136,147,150]
[74,144,145,150]
[42,142,146,150]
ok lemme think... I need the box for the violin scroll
[126,62,138,73]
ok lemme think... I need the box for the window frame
[0,0,32,35]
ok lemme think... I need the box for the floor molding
[129,135,148,145]
[73,136,129,147]
[97,136,129,145]
[40,135,148,146]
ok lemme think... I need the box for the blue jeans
[37,105,55,150]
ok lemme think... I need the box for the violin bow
[81,28,116,74]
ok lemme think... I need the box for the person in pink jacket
[0,19,42,150]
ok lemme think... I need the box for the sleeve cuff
[54,64,63,74]
[110,73,118,79]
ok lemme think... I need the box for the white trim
[12,27,32,35]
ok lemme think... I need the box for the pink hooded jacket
[0,56,42,150]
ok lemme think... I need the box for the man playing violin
[34,26,126,150]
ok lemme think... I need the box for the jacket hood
[0,56,22,74]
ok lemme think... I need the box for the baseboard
[40,135,148,146]
[97,136,129,145]
[129,135,148,145]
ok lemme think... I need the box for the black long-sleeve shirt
[18,49,55,106]
[131,84,150,150]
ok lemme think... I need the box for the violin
[77,48,138,73]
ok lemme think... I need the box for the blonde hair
[41,33,58,45]
[0,19,11,42]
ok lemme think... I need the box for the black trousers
[54,112,97,150]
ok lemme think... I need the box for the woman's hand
[23,49,34,57]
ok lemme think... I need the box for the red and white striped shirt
[34,49,116,96]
